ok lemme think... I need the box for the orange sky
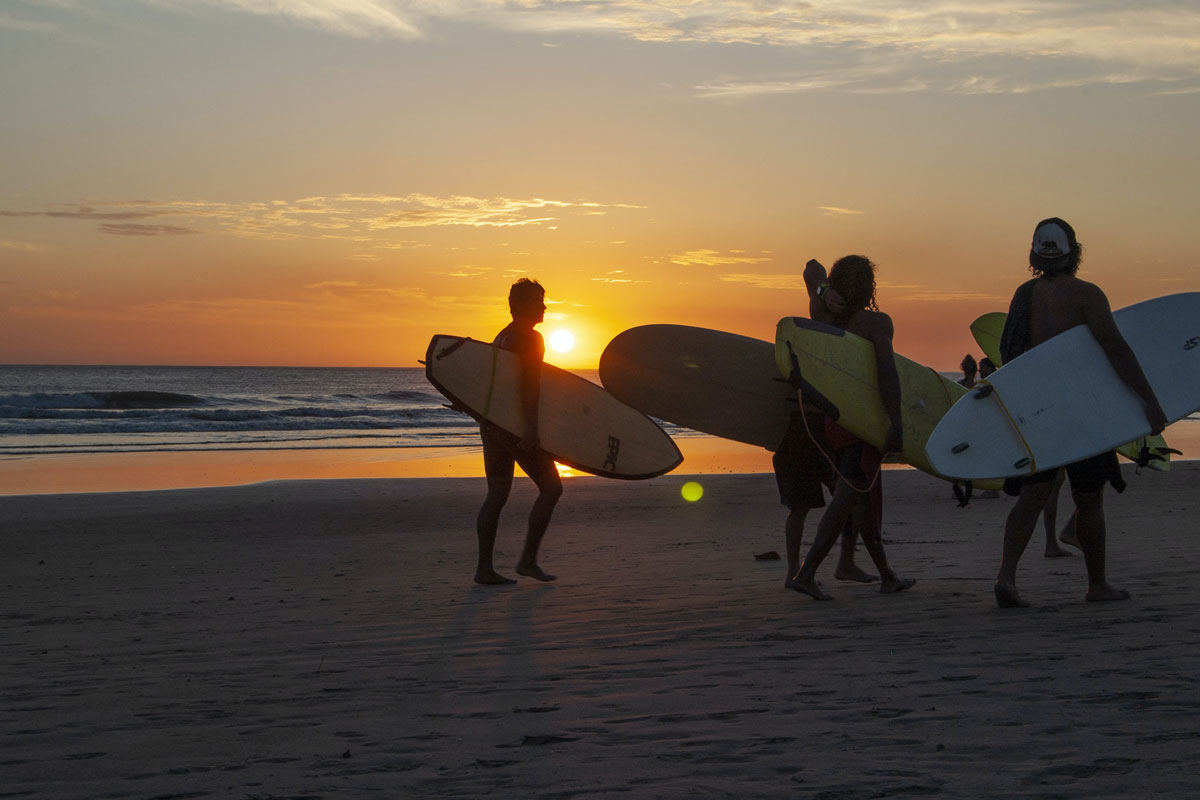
[3,2,1198,371]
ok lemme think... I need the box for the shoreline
[0,436,789,496]
[3,433,1197,497]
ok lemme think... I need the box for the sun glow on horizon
[548,329,575,353]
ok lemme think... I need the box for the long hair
[828,255,879,316]
[1029,217,1083,278]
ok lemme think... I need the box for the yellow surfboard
[775,316,1000,489]
[968,312,1174,471]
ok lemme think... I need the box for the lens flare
[681,481,704,502]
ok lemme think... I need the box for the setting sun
[548,330,576,353]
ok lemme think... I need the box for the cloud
[819,206,865,217]
[718,273,805,290]
[97,223,203,237]
[19,2,1199,95]
[0,238,45,252]
[147,0,423,38]
[0,193,644,243]
[667,248,772,267]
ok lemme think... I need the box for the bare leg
[515,456,562,582]
[849,495,915,594]
[783,507,810,589]
[834,520,878,583]
[475,478,516,585]
[1073,488,1129,602]
[1059,511,1080,549]
[1042,469,1071,558]
[996,480,1055,607]
[791,484,854,601]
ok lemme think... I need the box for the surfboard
[928,293,1200,480]
[425,335,682,479]
[598,324,794,451]
[968,311,1176,472]
[774,316,1000,488]
[969,311,1007,367]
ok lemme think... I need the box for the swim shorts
[1005,450,1125,496]
[772,410,832,509]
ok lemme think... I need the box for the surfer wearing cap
[788,256,916,600]
[993,217,1167,608]
[473,278,563,585]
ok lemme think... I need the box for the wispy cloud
[69,1,1200,95]
[819,206,865,217]
[718,273,805,291]
[0,238,45,252]
[0,193,645,242]
[97,223,202,237]
[667,249,772,267]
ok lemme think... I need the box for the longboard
[598,324,795,451]
[969,311,1175,471]
[774,316,1001,489]
[425,335,682,479]
[929,293,1200,479]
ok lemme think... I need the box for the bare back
[1028,275,1110,347]
[1026,274,1167,435]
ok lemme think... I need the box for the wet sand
[2,464,1198,797]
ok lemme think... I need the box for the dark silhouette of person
[474,278,562,585]
[789,256,916,600]
[994,218,1166,607]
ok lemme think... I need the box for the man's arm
[866,313,904,453]
[804,259,844,323]
[1080,285,1168,435]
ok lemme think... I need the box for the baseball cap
[1032,221,1072,259]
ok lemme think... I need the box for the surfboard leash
[794,385,886,497]
[785,340,887,496]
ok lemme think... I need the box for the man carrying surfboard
[474,278,563,586]
[993,218,1167,608]
[789,256,916,600]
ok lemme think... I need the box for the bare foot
[994,581,1029,608]
[879,572,916,594]
[1043,542,1072,558]
[474,569,516,586]
[515,562,557,582]
[1086,584,1131,602]
[834,563,880,583]
[1059,530,1080,549]
[789,574,833,601]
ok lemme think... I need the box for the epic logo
[602,435,621,472]
[1185,336,1199,351]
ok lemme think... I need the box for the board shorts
[479,423,561,487]
[1004,450,1126,496]
[772,410,833,510]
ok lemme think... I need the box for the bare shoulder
[848,308,894,343]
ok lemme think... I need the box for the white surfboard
[425,335,682,480]
[926,293,1200,479]
[598,325,794,451]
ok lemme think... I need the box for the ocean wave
[0,390,209,410]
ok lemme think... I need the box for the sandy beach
[3,462,1199,798]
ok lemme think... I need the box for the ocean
[0,364,697,459]
[3,364,1195,463]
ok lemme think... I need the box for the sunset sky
[3,1,1198,370]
